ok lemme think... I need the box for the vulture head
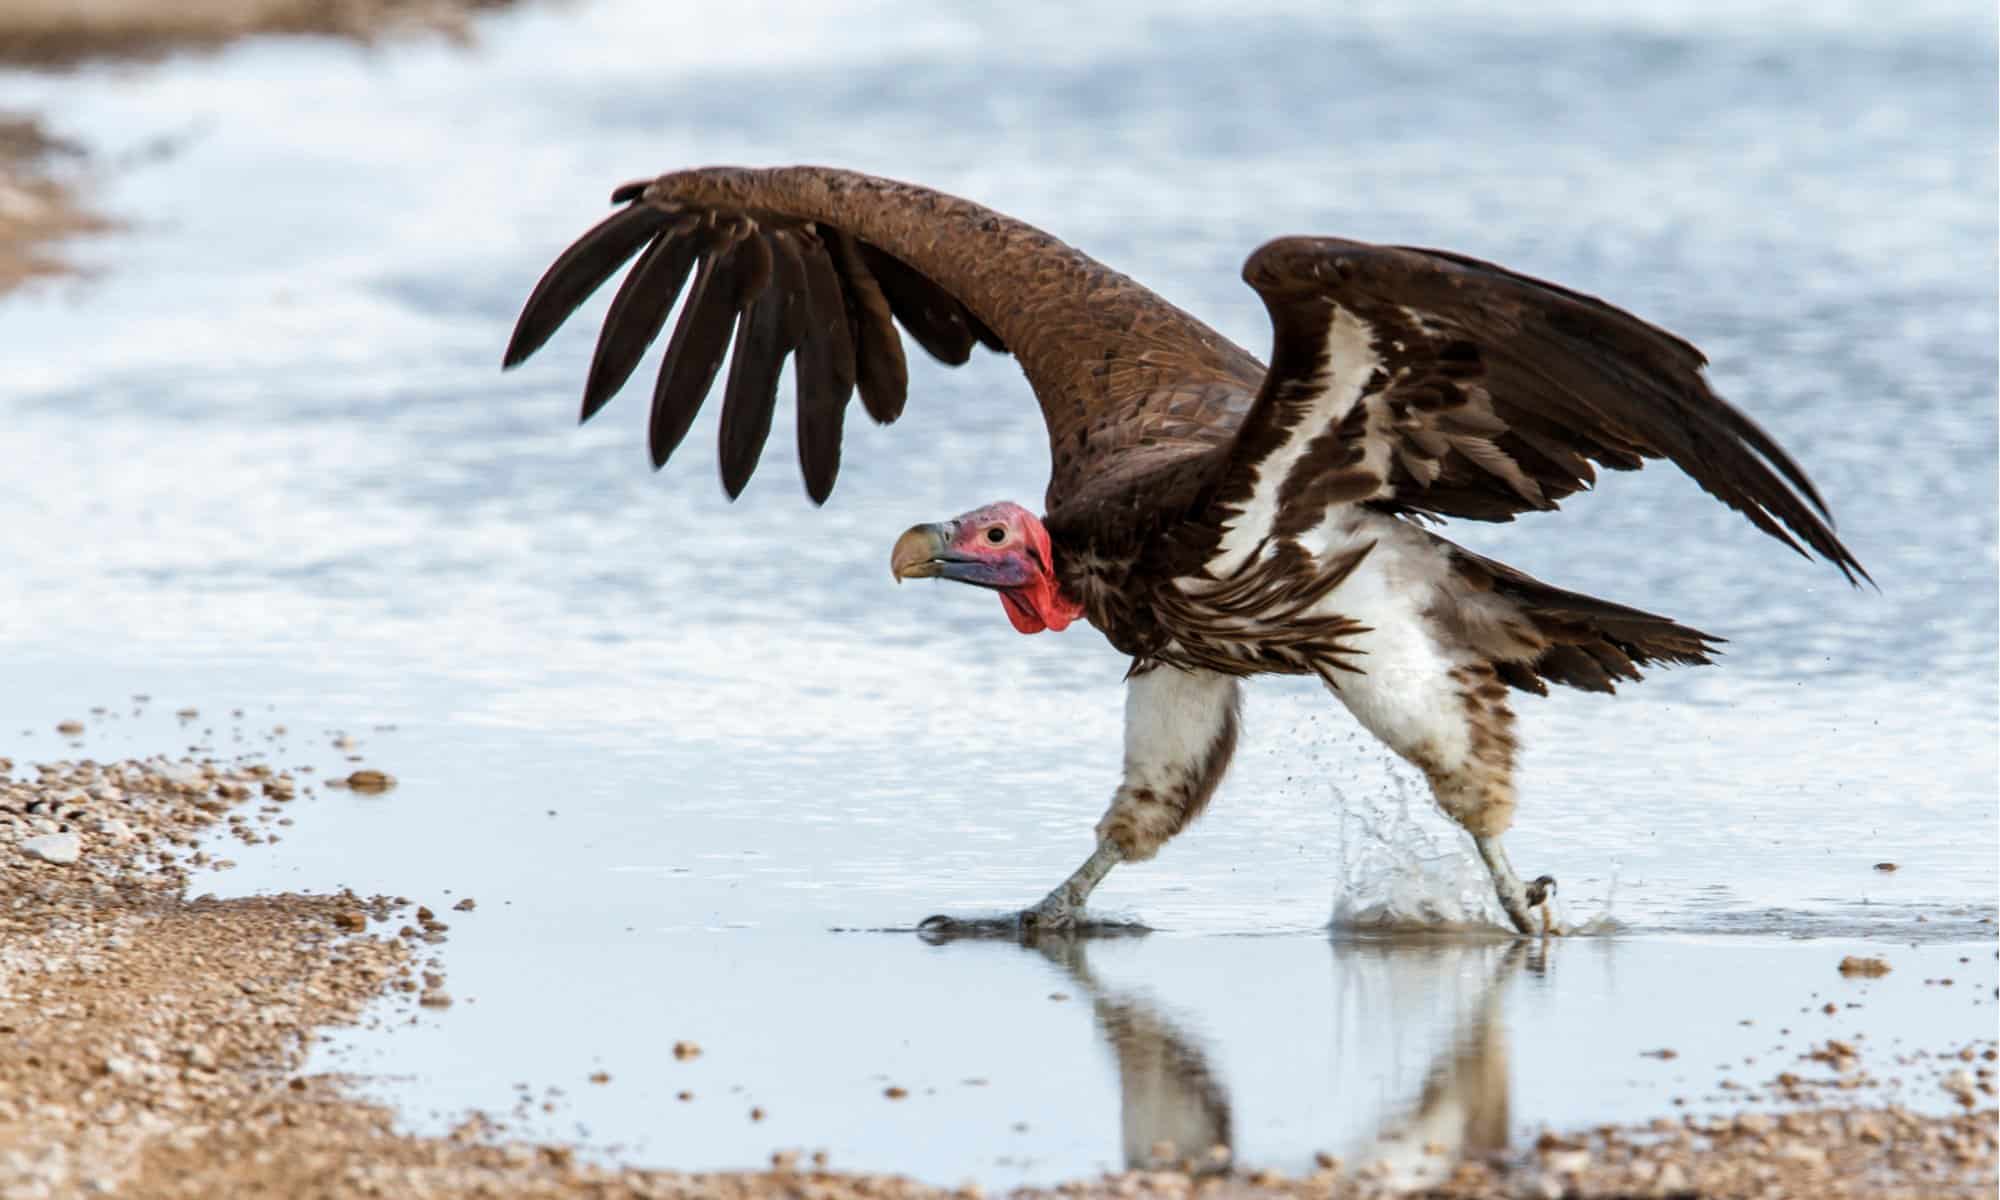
[889,501,1083,635]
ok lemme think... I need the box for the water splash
[1324,760,1619,935]
[1329,766,1500,933]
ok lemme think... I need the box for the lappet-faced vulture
[505,166,1865,935]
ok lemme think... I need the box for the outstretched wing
[1213,237,1866,582]
[503,166,1265,517]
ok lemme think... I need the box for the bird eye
[986,526,1006,545]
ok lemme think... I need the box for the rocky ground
[0,115,107,295]
[1,713,1993,1200]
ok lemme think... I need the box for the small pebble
[344,770,395,793]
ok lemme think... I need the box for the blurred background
[0,0,1993,1184]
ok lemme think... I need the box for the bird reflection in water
[1029,932,1235,1175]
[1328,940,1532,1191]
[920,926,1534,1188]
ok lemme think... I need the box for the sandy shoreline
[0,0,519,297]
[0,741,941,1199]
[1,727,1992,1199]
[0,0,518,67]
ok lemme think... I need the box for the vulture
[503,165,1866,936]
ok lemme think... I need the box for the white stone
[21,832,81,865]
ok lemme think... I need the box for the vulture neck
[1002,569,1085,635]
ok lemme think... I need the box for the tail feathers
[1455,549,1721,696]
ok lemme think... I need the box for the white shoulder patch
[1212,303,1380,574]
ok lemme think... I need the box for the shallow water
[2,0,1995,1186]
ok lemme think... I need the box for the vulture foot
[915,908,1148,944]
[916,841,1138,942]
[1474,835,1561,937]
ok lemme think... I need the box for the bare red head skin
[888,501,1085,634]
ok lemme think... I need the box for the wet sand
[2,732,1992,1199]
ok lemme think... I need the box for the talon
[1525,875,1556,908]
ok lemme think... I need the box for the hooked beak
[890,522,953,582]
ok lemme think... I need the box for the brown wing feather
[503,165,1265,522]
[793,232,856,505]
[826,229,910,424]
[648,229,748,468]
[581,217,700,422]
[1229,237,1867,584]
[504,205,673,369]
[855,239,977,366]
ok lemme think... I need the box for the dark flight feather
[826,230,910,424]
[856,241,977,366]
[718,236,802,498]
[647,238,746,469]
[794,233,858,504]
[580,218,700,423]
[504,205,671,369]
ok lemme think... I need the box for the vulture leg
[918,666,1240,937]
[1317,590,1559,935]
[1091,666,1242,869]
[1032,665,1242,928]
